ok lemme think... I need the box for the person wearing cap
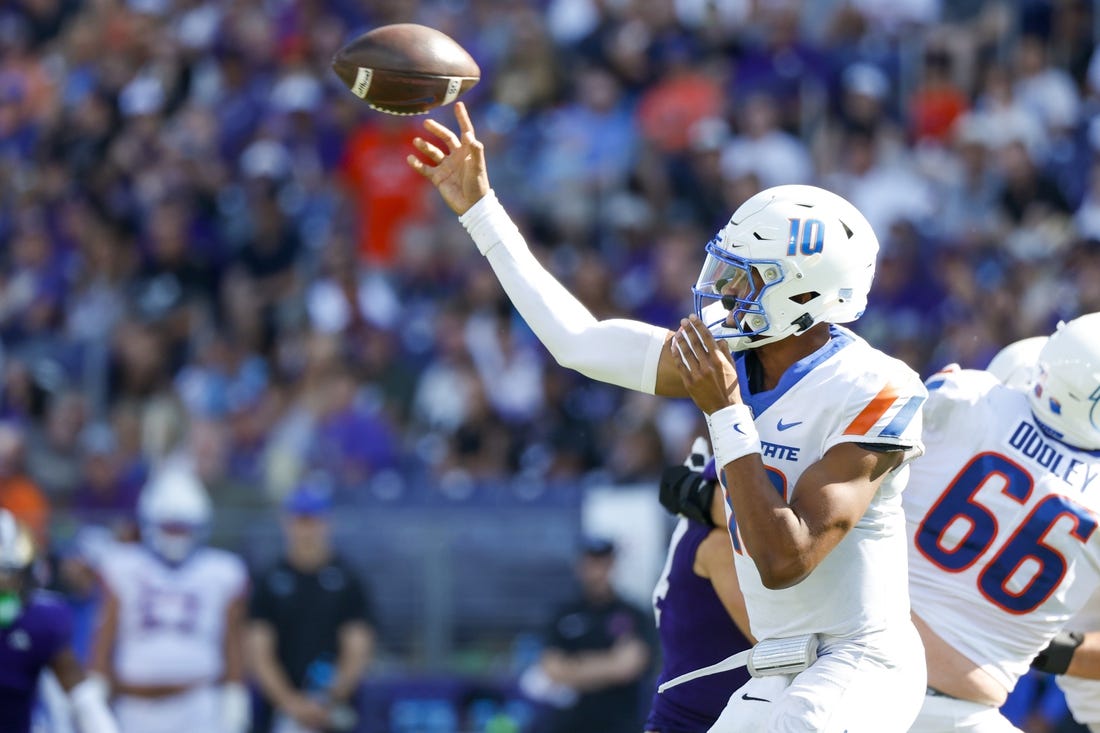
[246,483,376,733]
[526,533,655,733]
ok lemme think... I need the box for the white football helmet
[986,336,1048,390]
[693,185,879,350]
[1028,313,1100,450]
[138,469,212,564]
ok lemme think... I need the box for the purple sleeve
[702,457,718,482]
[41,597,75,662]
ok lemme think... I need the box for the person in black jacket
[530,536,655,733]
[247,485,376,733]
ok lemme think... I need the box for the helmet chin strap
[703,300,817,352]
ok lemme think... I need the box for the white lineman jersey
[98,543,247,686]
[1058,586,1100,725]
[723,326,926,641]
[905,368,1100,693]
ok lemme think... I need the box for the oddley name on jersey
[905,368,1100,694]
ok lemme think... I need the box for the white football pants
[907,693,1024,733]
[114,686,222,733]
[708,625,926,733]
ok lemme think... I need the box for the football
[331,24,480,116]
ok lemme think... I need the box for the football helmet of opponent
[409,104,928,733]
[0,509,119,733]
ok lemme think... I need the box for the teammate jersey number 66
[915,452,1097,614]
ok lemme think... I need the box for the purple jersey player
[0,509,118,733]
[647,443,754,733]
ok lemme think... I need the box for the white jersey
[905,368,1100,693]
[724,326,926,641]
[1058,585,1100,724]
[99,542,248,686]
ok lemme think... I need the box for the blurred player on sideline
[0,509,119,733]
[904,313,1100,732]
[648,439,753,733]
[90,469,249,733]
[409,102,928,733]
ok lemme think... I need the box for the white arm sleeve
[460,191,667,394]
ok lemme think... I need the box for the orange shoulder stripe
[843,383,900,435]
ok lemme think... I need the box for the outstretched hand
[672,314,742,415]
[406,102,490,216]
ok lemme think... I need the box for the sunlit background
[2,0,1099,731]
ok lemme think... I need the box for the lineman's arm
[1066,631,1100,679]
[407,102,688,397]
[1033,630,1100,679]
[50,648,120,733]
[694,526,755,643]
[673,315,903,589]
[540,637,650,693]
[328,620,374,702]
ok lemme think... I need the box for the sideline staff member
[534,537,654,733]
[247,485,376,732]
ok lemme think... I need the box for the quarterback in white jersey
[91,470,250,733]
[905,313,1100,733]
[408,103,927,733]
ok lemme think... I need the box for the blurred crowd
[1,0,1100,601]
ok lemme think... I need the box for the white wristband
[71,675,121,733]
[706,404,761,470]
[459,190,519,256]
